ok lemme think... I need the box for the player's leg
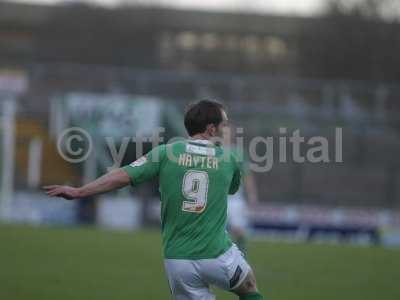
[232,269,263,300]
[198,244,264,299]
[164,259,215,300]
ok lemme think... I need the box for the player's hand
[42,185,81,200]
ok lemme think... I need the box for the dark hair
[184,100,224,136]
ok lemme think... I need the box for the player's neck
[190,133,213,143]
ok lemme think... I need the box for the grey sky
[9,0,327,16]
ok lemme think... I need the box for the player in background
[223,126,259,256]
[43,100,264,300]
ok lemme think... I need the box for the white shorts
[227,193,249,230]
[164,244,251,300]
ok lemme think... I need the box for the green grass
[0,224,399,300]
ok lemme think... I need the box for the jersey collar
[188,139,214,146]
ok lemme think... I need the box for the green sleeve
[121,145,165,186]
[228,167,241,195]
[235,149,249,177]
[228,153,242,195]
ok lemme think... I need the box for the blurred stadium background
[1,0,400,299]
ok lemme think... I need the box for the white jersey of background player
[223,126,259,255]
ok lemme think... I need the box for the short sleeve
[236,151,250,177]
[122,145,165,186]
[228,167,241,195]
[228,152,242,195]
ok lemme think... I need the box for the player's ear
[206,124,217,137]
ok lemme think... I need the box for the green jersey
[122,139,242,259]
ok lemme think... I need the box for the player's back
[158,139,240,259]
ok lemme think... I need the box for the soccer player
[223,126,259,256]
[44,100,264,300]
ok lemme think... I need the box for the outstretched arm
[43,168,131,200]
